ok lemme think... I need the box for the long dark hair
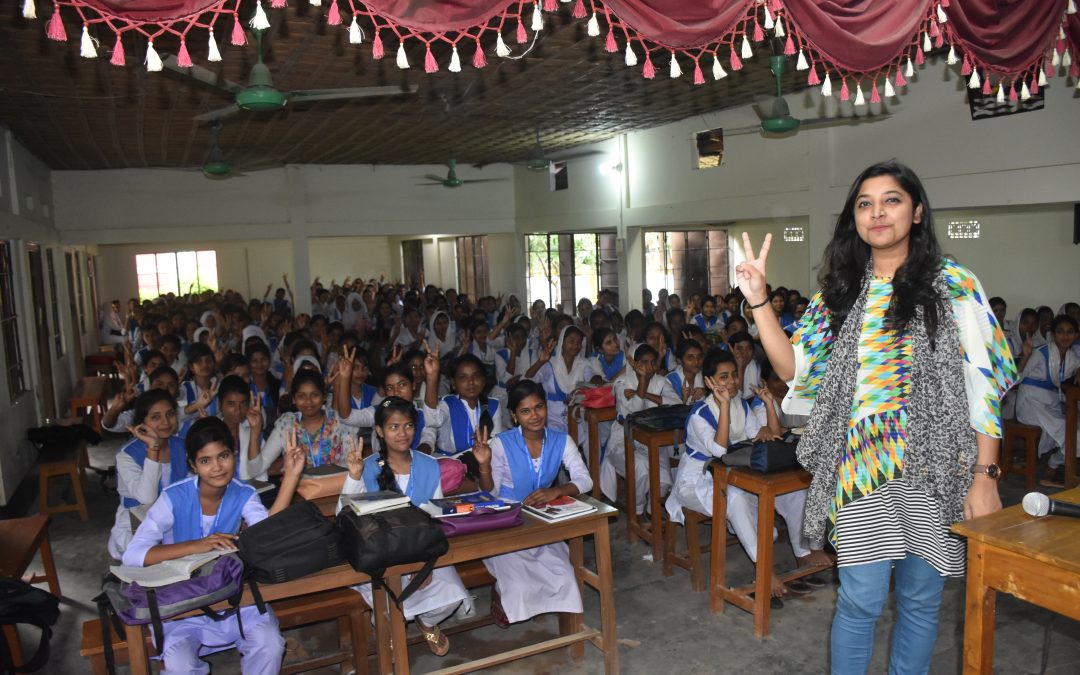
[374,397,418,493]
[821,160,942,341]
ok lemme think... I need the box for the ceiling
[0,5,808,171]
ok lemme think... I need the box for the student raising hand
[704,375,731,407]
[246,391,263,435]
[345,435,363,481]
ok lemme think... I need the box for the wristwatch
[971,463,1001,479]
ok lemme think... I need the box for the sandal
[416,619,450,657]
[490,591,511,629]
[786,580,813,595]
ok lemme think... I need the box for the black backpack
[0,579,60,674]
[237,501,345,584]
[626,404,693,432]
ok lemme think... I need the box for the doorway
[401,240,424,288]
[27,244,57,419]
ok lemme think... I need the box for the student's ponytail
[376,445,396,493]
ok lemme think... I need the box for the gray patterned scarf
[796,265,976,542]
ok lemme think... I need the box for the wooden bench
[69,376,109,435]
[568,405,617,498]
[80,587,369,675]
[1001,420,1041,490]
[84,353,118,379]
[664,507,741,592]
[625,426,680,560]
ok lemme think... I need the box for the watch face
[985,464,1000,479]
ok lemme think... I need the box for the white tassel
[922,32,931,52]
[396,42,410,68]
[1069,0,1077,14]
[774,16,785,38]
[884,79,896,97]
[853,84,865,106]
[669,53,681,78]
[968,69,980,89]
[1020,81,1031,100]
[740,35,752,59]
[712,54,727,80]
[449,46,461,72]
[625,43,637,67]
[1038,69,1047,86]
[310,0,322,6]
[1076,78,1080,91]
[821,72,832,97]
[207,30,222,62]
[495,32,510,57]
[1052,49,1061,67]
[250,0,270,31]
[937,3,947,23]
[22,0,35,20]
[996,83,1005,103]
[946,46,957,65]
[145,41,163,72]
[796,50,808,71]
[80,26,97,58]
[763,6,774,30]
[1064,50,1073,67]
[349,16,362,45]
[587,12,599,37]
[531,3,543,32]
[1060,27,1066,41]
[905,57,915,77]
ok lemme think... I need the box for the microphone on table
[1022,492,1080,519]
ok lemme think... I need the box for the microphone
[1022,492,1080,519]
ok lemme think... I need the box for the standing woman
[737,161,1015,675]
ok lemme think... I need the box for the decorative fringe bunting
[1052,49,1061,67]
[821,72,832,96]
[349,16,362,44]
[642,51,654,78]
[853,83,864,105]
[981,76,991,94]
[250,0,270,31]
[496,32,510,57]
[934,32,943,48]
[309,0,321,6]
[372,30,384,59]
[1064,50,1073,67]
[791,51,807,72]
[328,0,341,26]
[424,45,437,72]
[896,67,907,87]
[145,40,162,72]
[625,43,637,67]
[916,45,925,65]
[1008,82,1018,101]
[1069,0,1077,13]
[531,3,543,32]
[870,83,880,103]
[543,0,556,10]
[177,39,192,67]
[946,45,957,65]
[80,25,97,58]
[905,57,915,77]
[763,6,773,30]
[996,82,1006,103]
[753,22,764,42]
[1030,76,1038,95]
[516,18,527,44]
[473,40,486,68]
[668,52,681,78]
[396,42,410,69]
[839,79,850,101]
[740,34,752,59]
[784,36,795,56]
[884,78,896,97]
[961,55,971,76]
[1037,68,1047,86]
[1020,80,1031,100]
[775,16,785,37]
[208,30,221,61]
[22,0,35,20]
[449,45,461,72]
[232,13,246,45]
[693,60,704,85]
[729,46,742,70]
[605,28,617,52]
[937,3,948,23]
[712,54,727,79]
[929,21,939,38]
[270,0,285,7]
[587,13,599,37]
[111,33,125,65]
[968,68,980,88]
[922,32,931,52]
[46,8,66,41]
[572,0,587,20]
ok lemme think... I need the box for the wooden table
[69,376,109,435]
[707,463,831,637]
[952,487,1080,674]
[1064,385,1078,488]
[568,406,617,499]
[625,427,679,561]
[122,499,619,675]
[0,515,61,665]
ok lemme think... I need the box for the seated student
[180,375,267,481]
[339,398,471,657]
[179,343,219,421]
[1035,305,1055,347]
[1016,315,1080,483]
[132,322,161,367]
[133,349,166,393]
[425,310,459,361]
[159,333,186,376]
[691,295,725,337]
[104,366,182,435]
[665,350,814,604]
[109,390,188,559]
[989,296,1011,337]
[219,353,251,382]
[475,379,593,627]
[392,307,426,352]
[1008,307,1039,360]
[587,327,626,384]
[719,292,740,326]
[122,416,306,675]
[769,290,797,334]
[640,321,676,374]
[278,339,321,409]
[332,344,380,413]
[246,341,280,436]
[679,324,708,351]
[530,326,594,433]
[665,307,687,347]
[729,331,761,400]
[435,355,505,475]
[599,344,681,513]
[494,322,535,407]
[667,340,706,404]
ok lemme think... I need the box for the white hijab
[1044,343,1079,389]
[426,310,457,357]
[242,325,268,347]
[551,325,588,395]
[341,292,365,329]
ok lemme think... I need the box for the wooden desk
[1064,386,1078,488]
[568,406,616,498]
[0,515,61,666]
[625,427,678,561]
[952,487,1080,674]
[69,376,109,435]
[122,500,619,675]
[707,464,830,637]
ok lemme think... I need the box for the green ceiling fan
[418,157,507,188]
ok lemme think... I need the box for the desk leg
[1065,394,1078,488]
[2,625,23,667]
[709,472,727,615]
[648,441,663,561]
[561,536,586,660]
[589,417,602,499]
[371,586,394,675]
[962,540,995,674]
[125,623,149,675]
[38,532,61,597]
[753,491,776,638]
[385,576,410,675]
[594,521,620,675]
[625,432,638,545]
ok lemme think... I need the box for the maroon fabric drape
[780,0,933,72]
[945,0,1068,72]
[601,0,756,49]
[362,0,511,32]
[81,0,223,22]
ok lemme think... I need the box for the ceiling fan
[724,55,890,137]
[520,125,604,171]
[179,28,418,123]
[418,157,507,188]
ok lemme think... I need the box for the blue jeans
[831,555,946,675]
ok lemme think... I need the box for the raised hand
[471,425,492,467]
[704,375,731,407]
[386,345,403,366]
[127,424,158,449]
[735,232,771,305]
[538,339,555,364]
[1021,333,1033,359]
[423,346,441,380]
[345,435,363,480]
[246,391,263,432]
[338,345,356,372]
[196,386,216,413]
[281,433,305,478]
[754,385,775,404]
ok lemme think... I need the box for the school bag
[626,404,693,432]
[720,437,801,473]
[0,578,60,674]
[337,504,449,607]
[237,501,345,584]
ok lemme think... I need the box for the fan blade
[459,178,509,184]
[798,114,891,130]
[549,150,604,162]
[752,94,791,120]
[416,182,448,187]
[162,55,243,96]
[421,174,447,182]
[288,85,420,104]
[193,105,241,123]
[723,124,765,137]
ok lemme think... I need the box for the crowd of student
[95,272,1079,673]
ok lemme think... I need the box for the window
[644,229,729,300]
[695,128,724,169]
[136,250,218,301]
[0,242,27,400]
[526,232,617,312]
[47,250,63,358]
[455,236,490,300]
[947,220,981,239]
[87,254,100,322]
[68,251,87,334]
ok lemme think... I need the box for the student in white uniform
[339,397,471,656]
[178,342,219,421]
[665,349,813,603]
[666,340,707,405]
[729,330,762,400]
[587,328,626,384]
[1016,315,1080,480]
[599,344,681,513]
[109,389,188,559]
[188,375,268,481]
[435,355,505,476]
[103,366,180,435]
[690,295,725,337]
[475,380,593,627]
[533,326,594,434]
[493,322,535,422]
[122,416,306,675]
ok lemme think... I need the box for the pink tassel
[934,32,943,48]
[693,61,704,85]
[839,79,849,101]
[807,65,820,85]
[271,0,285,8]
[46,8,67,41]
[981,76,991,94]
[769,0,782,11]
[424,45,438,72]
[753,22,764,42]
[516,18,527,44]
[915,46,925,65]
[1045,61,1054,77]
[1030,77,1038,95]
[940,0,949,6]
[642,52,655,79]
[110,33,125,66]
[729,47,742,71]
[328,0,341,26]
[1008,82,1018,101]
[605,28,617,52]
[961,56,971,76]
[543,0,556,11]
[1071,61,1080,78]
[784,36,795,56]
[231,13,245,46]
[473,40,486,68]
[177,39,193,67]
[572,0,587,20]
[929,22,939,38]
[870,83,880,103]
[372,30,384,59]
[895,69,906,87]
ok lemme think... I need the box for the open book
[246,479,275,495]
[523,495,596,522]
[302,464,348,479]
[340,491,411,516]
[110,549,233,587]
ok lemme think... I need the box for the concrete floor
[7,436,1079,674]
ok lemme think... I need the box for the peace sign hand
[338,345,357,372]
[704,375,731,407]
[472,425,492,466]
[386,345,403,366]
[247,391,263,432]
[345,434,364,480]
[423,346,441,379]
[735,232,771,306]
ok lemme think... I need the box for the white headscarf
[551,325,588,395]
[242,325,268,347]
[426,310,457,357]
[341,292,366,330]
[293,355,322,374]
[199,310,217,327]
[193,327,209,343]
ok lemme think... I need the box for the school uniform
[740,360,762,400]
[600,370,681,513]
[484,427,592,623]
[177,415,264,481]
[123,477,284,674]
[691,313,724,336]
[435,396,505,458]
[108,436,191,559]
[393,326,423,352]
[537,327,595,434]
[343,400,439,455]
[666,366,705,404]
[1016,344,1080,468]
[665,397,810,563]
[587,352,626,384]
[339,453,471,624]
[178,379,219,421]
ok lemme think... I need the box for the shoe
[416,619,450,657]
[786,580,813,595]
[802,574,827,588]
[490,592,510,629]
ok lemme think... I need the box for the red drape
[601,0,756,49]
[944,0,1068,73]
[80,0,223,23]
[361,0,511,33]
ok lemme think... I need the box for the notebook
[523,495,597,522]
[110,549,233,587]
